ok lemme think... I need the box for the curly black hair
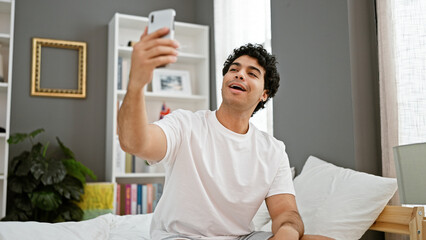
[222,43,280,116]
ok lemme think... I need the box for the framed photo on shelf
[152,69,191,95]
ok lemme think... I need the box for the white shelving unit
[0,0,14,218]
[105,13,209,190]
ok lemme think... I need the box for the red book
[147,184,153,213]
[125,184,131,215]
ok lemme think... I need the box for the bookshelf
[0,0,14,218]
[106,13,209,213]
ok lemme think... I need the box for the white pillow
[293,156,397,239]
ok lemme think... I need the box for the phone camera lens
[151,15,154,23]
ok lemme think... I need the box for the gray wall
[10,0,214,181]
[272,0,355,171]
[271,0,381,239]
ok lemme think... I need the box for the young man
[118,27,331,240]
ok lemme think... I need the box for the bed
[1,155,420,240]
[0,205,424,240]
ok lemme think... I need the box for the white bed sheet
[0,213,153,240]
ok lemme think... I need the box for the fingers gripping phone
[148,9,176,40]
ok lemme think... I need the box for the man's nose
[235,72,244,80]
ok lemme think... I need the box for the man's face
[221,55,268,112]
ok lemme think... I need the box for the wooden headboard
[369,205,425,240]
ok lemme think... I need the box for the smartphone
[148,9,176,40]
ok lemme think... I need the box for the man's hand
[128,27,179,91]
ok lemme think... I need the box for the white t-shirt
[150,110,295,240]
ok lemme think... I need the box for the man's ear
[261,90,269,102]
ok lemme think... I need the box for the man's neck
[215,106,252,134]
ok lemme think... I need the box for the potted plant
[2,128,97,222]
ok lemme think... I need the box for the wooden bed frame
[369,205,425,240]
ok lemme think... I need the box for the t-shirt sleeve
[149,109,187,167]
[266,143,295,198]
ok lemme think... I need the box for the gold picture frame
[31,38,87,98]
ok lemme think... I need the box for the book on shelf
[153,183,163,210]
[120,153,162,174]
[131,154,136,173]
[142,184,148,214]
[131,184,137,215]
[115,137,165,174]
[117,56,130,90]
[147,183,153,213]
[117,57,122,90]
[125,184,131,215]
[116,183,164,215]
[122,58,129,90]
[119,183,126,215]
[137,184,142,214]
[115,138,126,174]
[125,153,133,173]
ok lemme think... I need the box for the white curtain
[377,3,426,239]
[393,0,426,145]
[377,0,399,200]
[378,0,426,174]
[213,0,273,134]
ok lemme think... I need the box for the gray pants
[238,231,273,240]
[162,231,273,240]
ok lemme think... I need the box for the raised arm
[117,27,179,162]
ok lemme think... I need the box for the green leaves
[53,176,83,200]
[3,129,97,223]
[31,190,62,211]
[15,196,33,213]
[63,159,97,185]
[8,176,38,194]
[56,202,84,222]
[29,129,45,138]
[40,158,67,185]
[57,137,74,159]
[1,207,31,221]
[7,133,29,145]
[7,128,45,145]
[10,151,30,175]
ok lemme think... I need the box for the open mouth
[229,83,247,92]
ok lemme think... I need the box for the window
[393,0,426,145]
[377,0,426,199]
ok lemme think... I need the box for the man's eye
[249,72,258,78]
[230,68,237,72]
